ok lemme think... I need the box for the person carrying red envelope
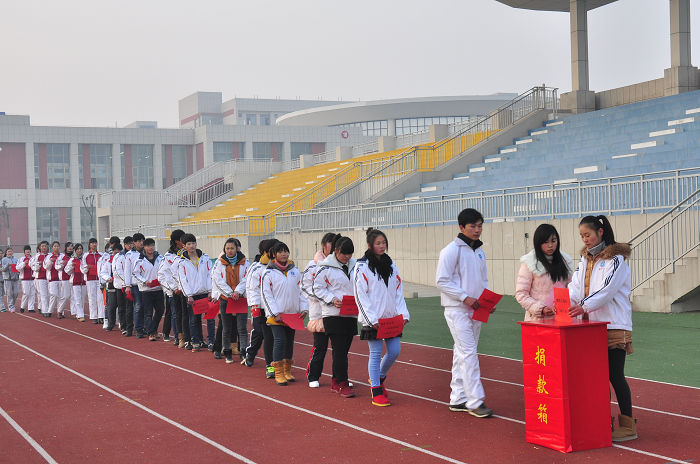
[133,238,165,342]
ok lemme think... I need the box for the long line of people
[0,209,637,440]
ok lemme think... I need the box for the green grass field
[401,296,700,388]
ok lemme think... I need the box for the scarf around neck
[364,249,393,286]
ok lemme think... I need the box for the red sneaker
[371,393,390,407]
[330,377,341,394]
[338,381,355,398]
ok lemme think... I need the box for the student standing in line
[302,233,339,388]
[81,238,103,324]
[212,238,248,362]
[1,248,20,313]
[262,241,308,386]
[15,246,35,313]
[353,229,410,407]
[31,242,49,314]
[133,238,165,341]
[241,239,277,378]
[159,230,186,347]
[159,230,184,344]
[176,234,212,352]
[65,244,87,322]
[113,238,132,335]
[100,239,120,330]
[54,242,73,319]
[436,208,493,418]
[568,215,637,442]
[312,236,357,398]
[125,233,146,336]
[43,241,62,317]
[0,248,5,311]
[515,224,574,321]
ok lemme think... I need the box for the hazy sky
[2,0,698,128]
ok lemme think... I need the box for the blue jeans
[367,337,401,387]
[132,285,144,333]
[142,290,165,336]
[269,324,295,362]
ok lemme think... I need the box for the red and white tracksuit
[81,251,104,320]
[43,253,61,315]
[15,256,35,312]
[65,257,87,318]
[55,253,73,315]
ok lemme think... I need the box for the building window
[38,143,71,189]
[79,144,112,189]
[259,113,270,126]
[290,143,311,160]
[162,145,188,187]
[132,145,154,189]
[213,142,233,162]
[334,121,388,137]
[394,116,476,135]
[245,114,257,126]
[36,207,59,243]
[252,142,282,160]
[34,146,39,188]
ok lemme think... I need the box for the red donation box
[518,319,611,453]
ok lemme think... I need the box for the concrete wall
[595,78,666,110]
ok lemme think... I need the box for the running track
[0,312,698,463]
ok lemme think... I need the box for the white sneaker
[308,381,320,388]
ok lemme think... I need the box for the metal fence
[629,187,700,290]
[274,168,700,233]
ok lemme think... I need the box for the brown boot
[271,361,287,386]
[178,338,186,349]
[612,414,638,442]
[231,343,240,355]
[283,359,296,382]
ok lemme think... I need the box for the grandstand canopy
[495,0,617,11]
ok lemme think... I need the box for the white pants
[86,280,104,320]
[59,280,72,314]
[444,307,485,409]
[21,280,35,312]
[4,280,19,311]
[48,280,61,315]
[71,285,86,318]
[36,279,49,314]
[34,279,41,310]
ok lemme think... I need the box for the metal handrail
[629,188,700,243]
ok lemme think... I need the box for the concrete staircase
[632,246,700,312]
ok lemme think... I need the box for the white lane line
[294,342,700,420]
[0,405,58,464]
[16,316,468,464]
[0,333,257,464]
[611,444,691,464]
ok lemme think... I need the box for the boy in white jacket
[133,238,165,341]
[261,241,308,386]
[176,234,212,352]
[436,208,493,418]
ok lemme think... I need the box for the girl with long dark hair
[516,224,574,321]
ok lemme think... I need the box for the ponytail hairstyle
[334,236,354,255]
[365,228,389,252]
[532,224,570,283]
[169,229,185,254]
[263,239,279,257]
[321,232,338,247]
[579,215,616,246]
[232,238,242,249]
[258,239,271,255]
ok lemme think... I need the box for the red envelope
[554,287,573,323]
[473,289,503,323]
[226,297,249,314]
[251,306,261,318]
[376,314,404,339]
[203,303,219,320]
[149,278,160,288]
[280,313,305,331]
[340,295,358,316]
[192,298,209,315]
[10,264,17,273]
[125,288,133,301]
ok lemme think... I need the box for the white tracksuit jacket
[112,252,127,290]
[65,256,87,285]
[352,257,409,327]
[158,251,179,297]
[176,250,212,298]
[123,249,141,287]
[301,260,322,321]
[313,255,357,319]
[132,253,164,293]
[568,243,633,331]
[260,262,308,317]
[211,256,248,300]
[436,237,489,311]
[245,260,266,308]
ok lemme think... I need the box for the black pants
[118,288,134,333]
[174,292,190,342]
[105,289,118,329]
[609,348,633,416]
[307,332,329,382]
[246,315,273,364]
[143,290,165,336]
[162,295,172,337]
[270,324,295,362]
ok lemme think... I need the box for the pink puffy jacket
[515,249,574,321]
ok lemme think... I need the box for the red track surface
[1,312,698,464]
